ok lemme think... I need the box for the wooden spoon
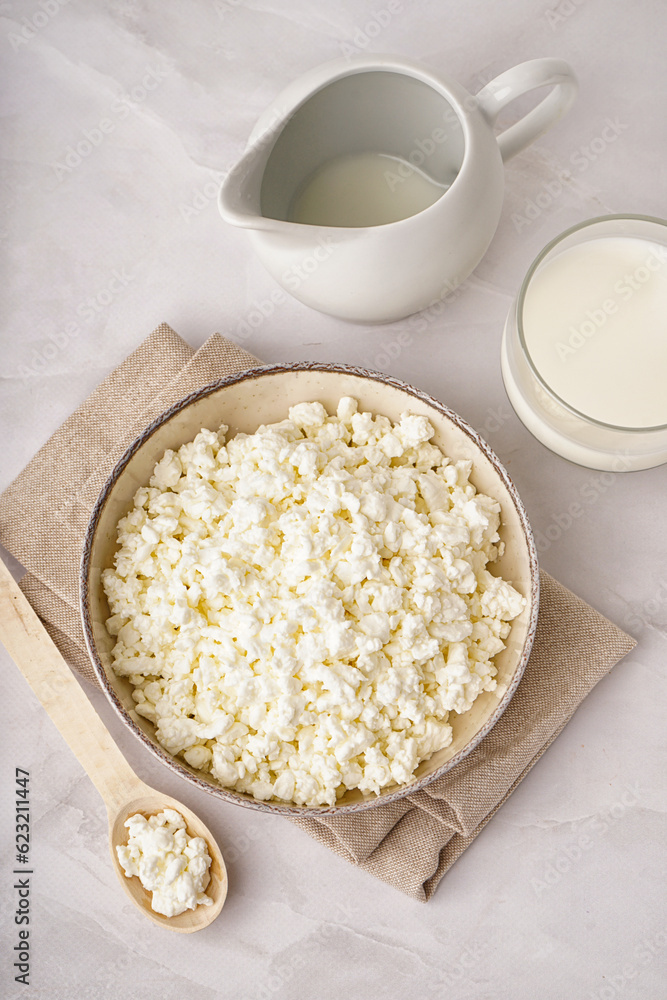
[0,557,227,932]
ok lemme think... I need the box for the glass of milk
[501,215,667,471]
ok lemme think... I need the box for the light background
[1,1,666,998]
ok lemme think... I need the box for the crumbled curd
[103,399,524,806]
[116,809,212,917]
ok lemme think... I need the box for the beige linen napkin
[0,323,636,901]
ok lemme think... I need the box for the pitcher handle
[476,58,577,162]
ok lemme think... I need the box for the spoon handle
[0,557,146,813]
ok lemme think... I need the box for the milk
[522,236,667,428]
[288,152,447,228]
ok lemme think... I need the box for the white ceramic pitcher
[219,55,577,323]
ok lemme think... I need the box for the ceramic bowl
[81,363,539,816]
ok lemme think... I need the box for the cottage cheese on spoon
[116,809,213,917]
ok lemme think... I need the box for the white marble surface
[1,1,666,997]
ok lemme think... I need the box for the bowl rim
[80,361,540,816]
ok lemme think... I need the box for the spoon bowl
[109,789,228,933]
[0,556,228,932]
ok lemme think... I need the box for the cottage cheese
[103,398,525,807]
[116,809,213,917]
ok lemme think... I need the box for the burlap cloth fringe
[0,323,635,901]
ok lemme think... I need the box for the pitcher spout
[218,143,274,231]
